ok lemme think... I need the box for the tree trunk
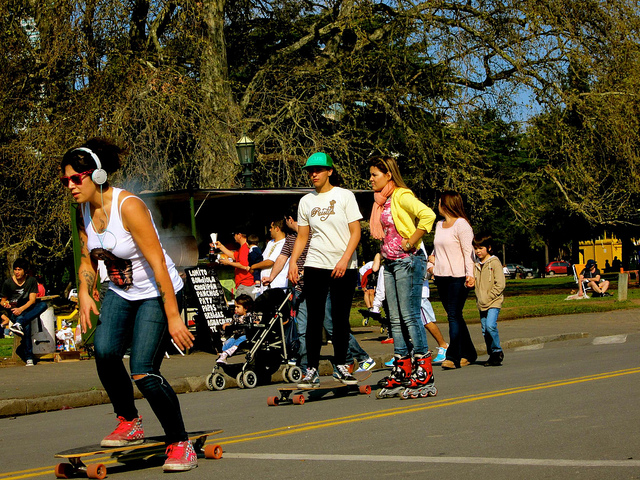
[197,0,241,188]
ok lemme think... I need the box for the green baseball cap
[303,152,334,170]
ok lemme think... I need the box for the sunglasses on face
[60,170,94,187]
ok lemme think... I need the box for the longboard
[54,430,223,479]
[268,370,372,405]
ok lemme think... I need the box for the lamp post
[235,136,255,189]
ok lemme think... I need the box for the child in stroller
[216,294,258,364]
[206,288,302,390]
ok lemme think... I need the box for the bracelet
[405,241,413,250]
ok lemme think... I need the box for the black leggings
[303,267,357,369]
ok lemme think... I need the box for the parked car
[504,263,534,278]
[545,260,572,276]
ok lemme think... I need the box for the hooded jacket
[473,255,505,311]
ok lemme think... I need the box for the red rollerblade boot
[402,353,438,399]
[376,355,412,398]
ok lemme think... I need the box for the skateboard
[267,370,372,405]
[54,430,223,479]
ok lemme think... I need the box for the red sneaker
[100,416,144,447]
[163,440,198,471]
[381,338,394,344]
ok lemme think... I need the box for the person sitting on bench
[2,258,48,366]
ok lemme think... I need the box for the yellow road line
[2,367,638,480]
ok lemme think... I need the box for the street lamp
[235,136,255,189]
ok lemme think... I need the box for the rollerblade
[401,353,438,399]
[376,355,412,398]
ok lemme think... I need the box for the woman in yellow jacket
[368,155,438,399]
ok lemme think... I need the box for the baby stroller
[205,288,302,390]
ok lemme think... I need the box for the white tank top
[83,188,183,301]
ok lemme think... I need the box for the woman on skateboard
[432,191,477,369]
[368,155,438,399]
[61,138,197,472]
[288,152,363,388]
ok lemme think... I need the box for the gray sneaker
[334,364,358,385]
[297,367,320,388]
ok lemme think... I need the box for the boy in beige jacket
[473,234,505,366]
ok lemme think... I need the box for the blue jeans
[480,308,502,353]
[94,289,187,444]
[323,296,369,365]
[434,276,477,365]
[292,288,308,369]
[222,335,247,352]
[384,253,429,357]
[12,301,48,361]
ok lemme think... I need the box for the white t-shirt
[260,238,288,289]
[298,186,363,270]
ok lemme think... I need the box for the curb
[0,331,591,418]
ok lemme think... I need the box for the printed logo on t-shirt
[91,248,133,291]
[311,200,336,221]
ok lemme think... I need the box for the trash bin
[32,305,56,355]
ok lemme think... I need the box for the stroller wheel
[205,374,215,391]
[287,366,303,383]
[282,366,291,383]
[209,373,226,391]
[236,372,245,388]
[242,370,258,389]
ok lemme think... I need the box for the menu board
[184,267,229,328]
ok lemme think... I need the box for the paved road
[1,329,639,479]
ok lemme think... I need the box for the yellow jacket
[390,188,436,247]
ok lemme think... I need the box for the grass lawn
[349,273,640,328]
[0,337,14,359]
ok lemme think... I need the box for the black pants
[303,267,357,369]
[434,276,477,365]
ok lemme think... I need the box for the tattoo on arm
[80,270,95,289]
[156,280,167,304]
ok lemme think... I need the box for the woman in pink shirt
[432,191,477,369]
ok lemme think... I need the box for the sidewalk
[1,309,639,418]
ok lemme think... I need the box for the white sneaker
[297,367,320,388]
[25,359,34,367]
[9,323,24,337]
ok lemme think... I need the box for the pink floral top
[381,199,413,260]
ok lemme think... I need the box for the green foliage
[2,0,640,286]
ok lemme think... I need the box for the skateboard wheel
[204,444,223,459]
[242,370,258,389]
[359,384,372,395]
[287,366,302,383]
[54,463,73,479]
[267,395,279,406]
[210,373,226,391]
[292,394,305,405]
[236,372,245,388]
[87,463,107,479]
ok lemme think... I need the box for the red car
[545,260,572,276]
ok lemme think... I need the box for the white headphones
[74,147,108,185]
